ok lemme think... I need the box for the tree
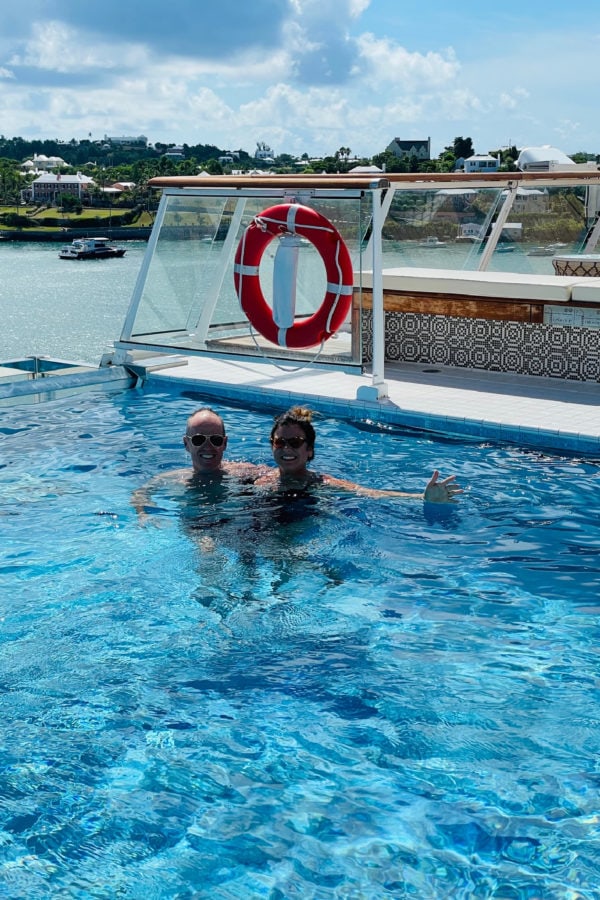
[0,158,23,206]
[452,136,474,159]
[571,152,596,163]
[492,146,519,171]
[371,149,409,173]
[333,147,352,172]
[438,148,457,172]
[316,155,340,174]
[58,193,80,212]
[274,153,296,170]
[205,159,224,175]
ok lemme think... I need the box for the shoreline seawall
[0,226,152,242]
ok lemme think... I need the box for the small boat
[527,242,568,257]
[418,236,447,248]
[59,237,126,260]
[527,246,554,257]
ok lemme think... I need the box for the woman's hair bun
[289,406,313,422]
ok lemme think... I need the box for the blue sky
[1,0,599,159]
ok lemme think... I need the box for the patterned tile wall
[361,311,600,381]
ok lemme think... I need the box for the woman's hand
[423,470,463,503]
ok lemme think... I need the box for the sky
[1,0,599,160]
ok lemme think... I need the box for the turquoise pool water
[1,387,599,898]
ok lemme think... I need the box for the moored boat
[418,236,447,248]
[527,242,568,257]
[59,237,126,259]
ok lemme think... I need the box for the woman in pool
[253,406,462,502]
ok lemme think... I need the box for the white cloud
[291,0,367,21]
[1,3,599,158]
[348,0,371,16]
[499,88,529,111]
[11,20,148,72]
[357,34,460,88]
[554,119,581,141]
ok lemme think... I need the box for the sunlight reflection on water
[0,388,599,896]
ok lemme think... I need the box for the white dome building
[516,146,574,171]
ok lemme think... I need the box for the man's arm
[131,468,188,524]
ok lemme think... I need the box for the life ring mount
[233,203,354,349]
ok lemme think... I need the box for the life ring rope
[255,215,333,236]
[233,202,354,350]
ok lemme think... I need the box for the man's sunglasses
[271,436,306,449]
[188,433,225,447]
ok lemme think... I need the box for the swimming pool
[1,386,599,898]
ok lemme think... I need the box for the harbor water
[0,238,560,365]
[1,241,148,364]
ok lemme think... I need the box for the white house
[104,134,148,147]
[255,144,274,160]
[457,221,523,242]
[464,154,499,173]
[349,164,384,174]
[457,222,485,241]
[504,187,549,214]
[110,181,136,192]
[23,154,66,173]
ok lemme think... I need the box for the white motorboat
[527,242,568,257]
[418,236,447,248]
[59,237,126,260]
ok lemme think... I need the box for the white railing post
[358,187,388,400]
[478,181,518,271]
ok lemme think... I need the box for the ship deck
[128,352,600,455]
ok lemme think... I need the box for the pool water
[1,387,599,898]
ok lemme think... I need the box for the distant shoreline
[0,226,152,242]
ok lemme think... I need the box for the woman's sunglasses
[188,434,225,447]
[271,436,306,449]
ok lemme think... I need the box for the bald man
[131,406,266,524]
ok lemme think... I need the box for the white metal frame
[115,184,392,396]
[113,169,600,398]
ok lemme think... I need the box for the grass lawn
[0,205,154,229]
[33,208,130,222]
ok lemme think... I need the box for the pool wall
[142,365,600,457]
[0,359,135,406]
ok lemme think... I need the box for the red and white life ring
[233,203,354,349]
